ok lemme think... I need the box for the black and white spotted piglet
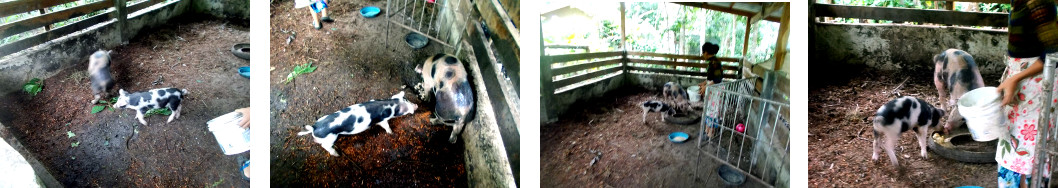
[297,91,418,156]
[872,96,944,167]
[415,54,474,143]
[112,88,188,126]
[640,100,675,123]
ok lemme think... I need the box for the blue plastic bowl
[360,6,380,18]
[238,66,250,78]
[668,132,690,143]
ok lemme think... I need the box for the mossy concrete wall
[544,73,625,123]
[191,0,250,20]
[0,1,192,95]
[813,23,1008,75]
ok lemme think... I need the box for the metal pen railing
[695,77,789,187]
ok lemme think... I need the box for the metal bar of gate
[1032,56,1057,187]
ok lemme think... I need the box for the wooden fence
[541,51,742,94]
[813,0,1010,27]
[0,0,169,58]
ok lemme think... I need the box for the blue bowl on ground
[668,132,690,143]
[360,6,380,18]
[718,165,746,186]
[238,66,250,78]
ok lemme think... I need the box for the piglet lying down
[298,91,418,156]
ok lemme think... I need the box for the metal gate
[695,77,790,187]
[384,0,471,56]
[1031,57,1058,187]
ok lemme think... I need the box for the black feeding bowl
[405,32,428,49]
[928,130,998,163]
[718,164,746,186]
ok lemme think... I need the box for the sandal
[239,160,250,180]
[313,22,321,30]
[321,16,334,23]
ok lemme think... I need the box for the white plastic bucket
[687,86,701,102]
[957,87,1007,141]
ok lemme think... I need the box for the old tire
[928,131,997,164]
[664,112,700,125]
[231,43,250,60]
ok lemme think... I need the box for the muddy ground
[541,89,772,187]
[808,68,1005,187]
[269,0,468,186]
[0,18,250,187]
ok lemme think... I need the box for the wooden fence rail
[543,51,744,92]
[0,0,167,58]
[813,2,1010,27]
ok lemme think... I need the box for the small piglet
[933,49,985,134]
[297,91,418,156]
[640,100,675,123]
[872,96,944,167]
[113,88,188,126]
[415,54,475,143]
[88,50,114,104]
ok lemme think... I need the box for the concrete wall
[191,0,250,20]
[544,73,625,123]
[0,1,191,95]
[813,23,1008,75]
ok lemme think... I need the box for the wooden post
[773,3,789,71]
[620,2,627,51]
[113,0,127,42]
[38,9,49,31]
[740,17,751,78]
[539,19,553,123]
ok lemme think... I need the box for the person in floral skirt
[996,1,1058,187]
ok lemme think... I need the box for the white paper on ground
[207,111,251,155]
[0,139,43,188]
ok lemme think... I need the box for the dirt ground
[0,18,250,187]
[808,68,1004,187]
[269,0,467,186]
[541,89,772,188]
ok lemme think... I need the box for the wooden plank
[674,2,781,22]
[0,0,80,18]
[627,66,709,77]
[627,51,741,62]
[813,3,1008,27]
[546,51,623,63]
[0,10,111,57]
[128,0,165,13]
[553,66,621,89]
[0,0,113,39]
[551,58,621,75]
[628,58,740,71]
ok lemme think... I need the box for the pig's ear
[119,89,127,96]
[392,91,404,99]
[414,64,422,73]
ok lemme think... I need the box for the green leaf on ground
[71,141,79,147]
[284,62,317,83]
[103,140,109,147]
[23,78,43,96]
[91,106,106,114]
[66,131,75,138]
[210,178,224,187]
[144,109,172,117]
